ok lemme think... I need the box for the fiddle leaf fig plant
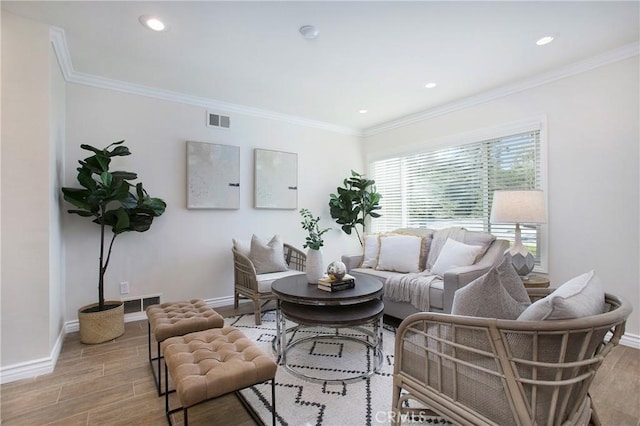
[61,140,166,312]
[328,170,382,246]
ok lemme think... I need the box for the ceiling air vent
[207,111,231,129]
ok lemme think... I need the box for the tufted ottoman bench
[146,299,224,395]
[163,326,277,426]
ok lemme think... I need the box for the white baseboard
[204,295,237,308]
[619,332,640,349]
[0,327,65,384]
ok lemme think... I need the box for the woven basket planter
[78,301,125,344]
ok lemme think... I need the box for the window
[371,130,544,268]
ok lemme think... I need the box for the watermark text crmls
[374,410,435,424]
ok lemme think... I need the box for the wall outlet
[120,281,129,295]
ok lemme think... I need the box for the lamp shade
[490,190,546,224]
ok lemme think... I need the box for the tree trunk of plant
[98,213,105,311]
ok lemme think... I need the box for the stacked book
[317,274,356,292]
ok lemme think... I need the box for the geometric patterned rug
[225,311,452,425]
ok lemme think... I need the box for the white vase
[306,248,324,284]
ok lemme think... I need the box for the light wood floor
[1,302,639,425]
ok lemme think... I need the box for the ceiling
[3,1,639,133]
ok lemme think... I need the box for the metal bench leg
[271,378,276,426]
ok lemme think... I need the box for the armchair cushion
[255,269,306,293]
[232,238,251,257]
[518,270,605,321]
[249,234,288,274]
[451,256,529,319]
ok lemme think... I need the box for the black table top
[271,273,383,306]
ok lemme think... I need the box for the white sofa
[342,228,509,319]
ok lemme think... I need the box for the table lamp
[490,190,546,277]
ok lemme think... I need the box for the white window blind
[371,130,542,264]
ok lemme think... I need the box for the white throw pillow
[431,238,484,276]
[361,234,381,268]
[517,271,605,321]
[375,234,422,273]
[249,234,289,274]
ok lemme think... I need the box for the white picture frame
[186,141,240,209]
[254,148,298,209]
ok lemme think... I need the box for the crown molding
[50,25,637,140]
[363,41,640,137]
[49,26,361,137]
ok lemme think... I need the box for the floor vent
[122,295,161,314]
[207,111,231,129]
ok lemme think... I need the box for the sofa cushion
[361,234,381,268]
[431,238,484,277]
[451,262,527,319]
[393,228,434,271]
[249,234,289,274]
[463,230,496,259]
[517,271,605,321]
[376,234,422,273]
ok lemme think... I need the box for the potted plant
[300,208,330,283]
[62,140,166,344]
[328,170,382,246]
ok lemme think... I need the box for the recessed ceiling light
[536,36,554,46]
[299,25,319,40]
[425,82,437,89]
[139,15,166,32]
[359,109,368,114]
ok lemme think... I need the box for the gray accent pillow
[249,234,289,274]
[517,271,604,321]
[452,266,526,320]
[496,254,531,305]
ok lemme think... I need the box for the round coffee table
[271,273,384,384]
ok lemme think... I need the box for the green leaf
[80,144,102,154]
[127,213,153,232]
[67,209,95,217]
[76,169,97,191]
[110,146,131,157]
[141,197,167,216]
[106,140,125,148]
[111,171,137,180]
[101,172,113,187]
[114,208,130,233]
[95,154,109,172]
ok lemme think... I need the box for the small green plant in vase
[300,208,330,250]
[299,208,330,283]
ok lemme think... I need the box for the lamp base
[508,249,535,277]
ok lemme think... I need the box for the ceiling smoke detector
[299,25,319,40]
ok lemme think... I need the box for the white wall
[63,84,363,320]
[364,57,640,337]
[1,12,65,367]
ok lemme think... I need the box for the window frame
[366,117,549,273]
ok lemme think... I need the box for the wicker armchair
[233,243,306,325]
[392,288,631,426]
